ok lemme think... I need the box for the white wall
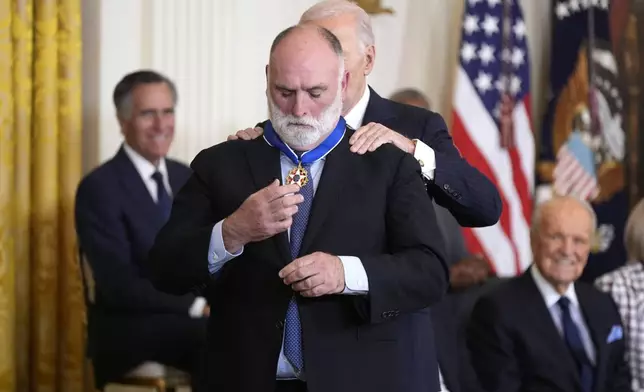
[82,0,551,170]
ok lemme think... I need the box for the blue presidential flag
[537,0,628,282]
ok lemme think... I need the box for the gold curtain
[0,0,84,391]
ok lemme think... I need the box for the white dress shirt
[344,85,437,181]
[122,143,207,318]
[531,265,596,364]
[438,370,450,392]
[122,143,172,202]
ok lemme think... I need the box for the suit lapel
[244,138,291,265]
[521,271,581,387]
[577,285,609,391]
[113,148,163,224]
[299,131,352,255]
[362,87,396,125]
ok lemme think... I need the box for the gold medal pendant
[286,163,309,187]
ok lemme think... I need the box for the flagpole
[587,3,598,137]
[500,0,515,148]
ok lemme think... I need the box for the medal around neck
[286,163,309,187]
[263,118,347,188]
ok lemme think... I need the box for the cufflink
[212,252,218,261]
[418,159,425,167]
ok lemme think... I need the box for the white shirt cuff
[412,139,436,180]
[339,256,369,295]
[208,219,244,275]
[188,296,207,318]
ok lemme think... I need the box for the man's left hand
[349,122,415,155]
[278,252,345,297]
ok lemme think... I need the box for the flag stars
[513,19,526,40]
[556,2,570,19]
[474,71,493,94]
[510,75,522,96]
[463,15,480,35]
[482,14,500,36]
[487,0,502,7]
[611,87,620,99]
[479,43,496,65]
[569,0,581,11]
[461,42,478,63]
[468,0,484,5]
[558,0,608,20]
[511,47,525,67]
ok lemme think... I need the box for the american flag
[451,0,534,276]
[553,131,600,201]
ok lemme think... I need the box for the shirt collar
[343,85,371,130]
[122,142,168,182]
[530,263,579,308]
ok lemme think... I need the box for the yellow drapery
[0,0,84,391]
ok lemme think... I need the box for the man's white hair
[299,0,375,53]
[531,195,598,235]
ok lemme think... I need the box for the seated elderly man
[467,196,631,392]
[596,198,644,391]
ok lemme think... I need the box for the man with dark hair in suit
[228,0,501,230]
[467,196,631,392]
[75,70,207,391]
[147,24,448,392]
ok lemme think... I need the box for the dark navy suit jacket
[75,146,195,386]
[363,88,501,228]
[467,270,631,392]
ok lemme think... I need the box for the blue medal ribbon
[263,117,346,165]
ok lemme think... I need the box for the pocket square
[607,325,623,343]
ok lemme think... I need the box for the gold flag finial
[353,0,394,15]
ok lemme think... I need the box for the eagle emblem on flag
[539,41,625,203]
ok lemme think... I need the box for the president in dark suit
[229,0,501,229]
[147,25,448,392]
[75,71,207,390]
[467,196,631,392]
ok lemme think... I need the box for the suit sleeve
[146,151,218,295]
[421,112,502,228]
[75,177,196,313]
[356,153,449,324]
[467,295,522,392]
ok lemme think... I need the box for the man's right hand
[222,179,303,252]
[227,127,264,141]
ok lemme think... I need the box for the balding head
[266,25,348,150]
[389,88,431,110]
[531,196,595,293]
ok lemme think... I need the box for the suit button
[275,320,284,330]
[443,184,451,190]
